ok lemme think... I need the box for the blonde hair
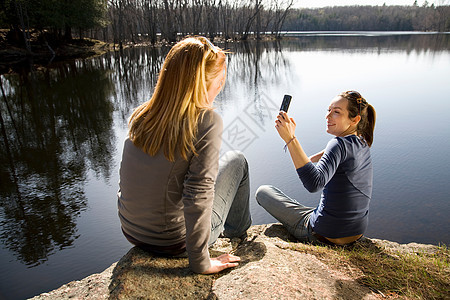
[128,36,226,161]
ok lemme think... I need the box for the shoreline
[2,30,448,75]
[1,37,119,74]
[0,32,279,75]
[3,30,447,74]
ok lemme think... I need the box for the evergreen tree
[1,0,107,45]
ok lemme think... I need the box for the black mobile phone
[280,94,292,112]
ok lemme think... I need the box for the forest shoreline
[0,30,280,75]
[2,30,448,75]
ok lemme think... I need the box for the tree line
[284,3,450,32]
[104,0,294,46]
[0,0,449,52]
[0,0,294,49]
[1,0,107,51]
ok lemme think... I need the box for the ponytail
[340,91,376,147]
[359,104,376,147]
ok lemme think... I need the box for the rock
[368,238,439,255]
[30,223,441,299]
[31,263,115,299]
[212,224,377,300]
[108,247,214,299]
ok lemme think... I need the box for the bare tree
[271,0,294,39]
[161,0,177,42]
[240,0,262,40]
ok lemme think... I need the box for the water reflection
[0,61,115,266]
[220,40,293,123]
[281,33,450,53]
[106,47,166,122]
[0,32,449,270]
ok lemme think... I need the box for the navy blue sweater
[297,135,373,238]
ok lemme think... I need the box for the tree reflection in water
[0,60,115,266]
[0,32,448,269]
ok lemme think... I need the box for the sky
[295,0,444,8]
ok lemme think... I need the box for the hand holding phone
[280,95,292,112]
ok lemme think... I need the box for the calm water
[1,32,450,299]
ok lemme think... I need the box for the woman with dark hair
[118,36,251,274]
[257,91,376,246]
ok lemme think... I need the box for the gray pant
[209,150,252,245]
[256,185,319,243]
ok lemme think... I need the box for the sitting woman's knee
[222,150,248,169]
[255,185,274,206]
[226,150,245,161]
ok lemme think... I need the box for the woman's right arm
[309,150,325,163]
[275,111,310,169]
[275,111,344,193]
[298,138,345,193]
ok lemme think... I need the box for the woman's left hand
[276,111,296,143]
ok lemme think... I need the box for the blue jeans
[209,151,252,245]
[256,185,319,243]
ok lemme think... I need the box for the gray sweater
[117,109,223,273]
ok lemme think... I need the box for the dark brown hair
[340,91,376,147]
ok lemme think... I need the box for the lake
[1,32,449,299]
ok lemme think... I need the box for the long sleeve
[182,110,223,273]
[303,135,372,238]
[296,138,346,193]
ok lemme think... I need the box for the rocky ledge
[31,224,441,300]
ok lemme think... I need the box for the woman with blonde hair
[257,91,376,246]
[118,36,251,274]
